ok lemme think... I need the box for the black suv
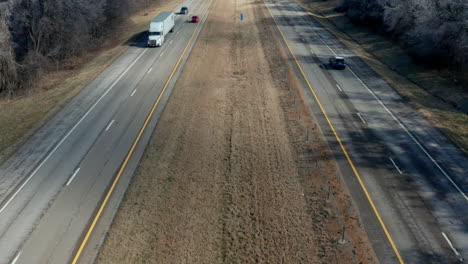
[329,56,346,69]
[180,7,188,14]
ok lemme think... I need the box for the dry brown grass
[0,0,183,164]
[96,0,378,262]
[295,0,468,154]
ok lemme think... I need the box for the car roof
[334,56,344,60]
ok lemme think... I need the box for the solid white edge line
[10,251,21,264]
[0,48,148,215]
[389,157,403,175]
[291,4,467,201]
[441,232,462,259]
[357,112,366,123]
[105,119,115,132]
[147,67,152,74]
[66,168,81,186]
[336,84,343,92]
[130,89,137,97]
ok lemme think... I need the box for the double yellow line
[70,0,215,262]
[262,1,405,263]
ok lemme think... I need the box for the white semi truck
[148,11,175,47]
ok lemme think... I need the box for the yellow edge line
[262,1,405,263]
[70,0,215,262]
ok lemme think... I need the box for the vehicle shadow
[125,31,148,48]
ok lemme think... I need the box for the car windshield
[336,59,344,63]
[149,32,161,36]
[193,16,198,18]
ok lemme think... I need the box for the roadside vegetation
[0,0,164,95]
[0,0,182,162]
[296,0,468,154]
[339,0,467,87]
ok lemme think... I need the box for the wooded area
[0,0,154,95]
[338,0,467,82]
[0,0,466,95]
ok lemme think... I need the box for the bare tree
[0,0,160,95]
[340,0,467,72]
[0,7,18,95]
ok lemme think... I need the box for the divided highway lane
[265,0,467,263]
[0,0,212,263]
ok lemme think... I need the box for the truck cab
[148,24,164,47]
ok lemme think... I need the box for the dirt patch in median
[96,0,378,263]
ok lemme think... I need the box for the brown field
[96,0,378,263]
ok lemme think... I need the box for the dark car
[329,56,346,69]
[180,7,188,14]
[191,15,199,23]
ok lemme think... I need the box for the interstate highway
[264,0,467,263]
[0,0,213,262]
[0,0,466,263]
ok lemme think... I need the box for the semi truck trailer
[148,11,175,47]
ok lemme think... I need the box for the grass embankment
[295,0,468,154]
[0,0,183,164]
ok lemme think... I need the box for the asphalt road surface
[0,0,466,263]
[264,0,467,263]
[0,0,213,263]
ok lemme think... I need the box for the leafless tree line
[0,0,154,95]
[338,0,467,79]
